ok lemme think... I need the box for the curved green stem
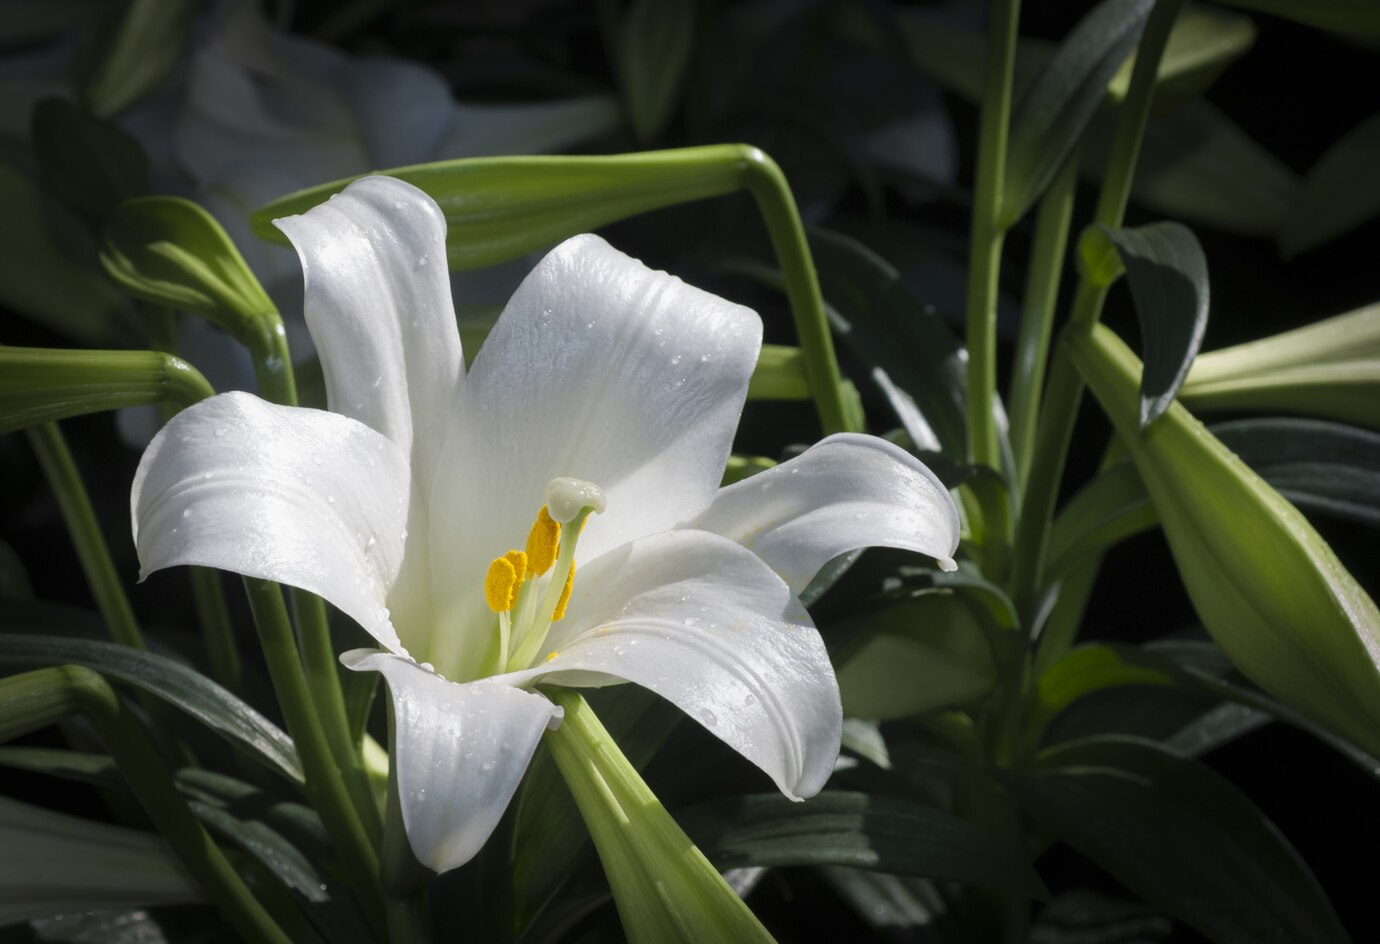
[0,666,292,944]
[741,148,857,435]
[244,577,385,936]
[1010,151,1080,490]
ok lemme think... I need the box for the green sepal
[101,196,278,344]
[1068,321,1380,758]
[544,689,776,943]
[0,346,212,434]
[30,97,150,217]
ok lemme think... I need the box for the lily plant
[131,175,960,873]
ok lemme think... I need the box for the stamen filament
[507,504,598,671]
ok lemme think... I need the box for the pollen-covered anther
[552,562,576,621]
[525,507,560,575]
[484,556,520,612]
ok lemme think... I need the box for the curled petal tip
[937,557,958,573]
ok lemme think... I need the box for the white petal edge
[685,434,962,595]
[131,392,417,654]
[342,650,563,873]
[427,234,762,682]
[502,530,841,800]
[274,176,462,494]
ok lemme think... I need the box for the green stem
[741,149,856,435]
[0,666,292,944]
[189,567,243,694]
[243,577,385,936]
[248,314,383,848]
[381,704,433,942]
[26,423,145,650]
[1010,152,1079,491]
[1008,0,1186,614]
[24,422,192,766]
[965,0,1022,474]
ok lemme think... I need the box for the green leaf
[0,163,137,345]
[1082,99,1299,237]
[71,0,195,117]
[804,227,970,458]
[0,633,302,784]
[1280,112,1380,258]
[1008,736,1350,944]
[1211,0,1380,34]
[251,146,754,271]
[0,346,211,435]
[834,595,996,720]
[1069,324,1380,760]
[100,196,276,336]
[30,97,149,217]
[617,0,695,142]
[1002,0,1151,228]
[816,867,949,936]
[680,791,1043,894]
[1079,221,1209,427]
[1106,5,1256,105]
[1049,418,1380,575]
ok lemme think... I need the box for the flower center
[483,477,605,674]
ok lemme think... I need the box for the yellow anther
[504,549,528,586]
[525,506,560,575]
[546,651,559,662]
[552,562,576,621]
[484,556,519,613]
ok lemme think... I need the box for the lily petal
[429,235,761,680]
[274,176,462,492]
[342,650,563,872]
[685,434,961,594]
[506,531,841,800]
[132,392,415,654]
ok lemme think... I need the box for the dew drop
[744,693,757,706]
[182,508,192,519]
[481,760,495,772]
[417,254,430,267]
[328,495,337,504]
[701,353,712,362]
[203,471,213,480]
[214,427,227,438]
[699,708,718,727]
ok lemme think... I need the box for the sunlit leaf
[1182,301,1380,430]
[1070,323,1380,759]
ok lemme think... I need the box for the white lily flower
[131,176,960,872]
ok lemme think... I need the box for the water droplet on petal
[214,427,227,438]
[481,760,495,772]
[744,693,757,706]
[699,708,718,727]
